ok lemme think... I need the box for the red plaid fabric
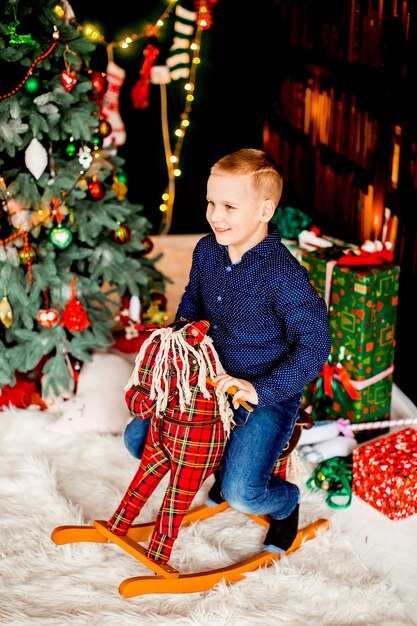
[271,456,288,480]
[107,321,229,563]
[108,320,292,564]
[107,406,226,562]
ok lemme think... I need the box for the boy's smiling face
[206,173,273,263]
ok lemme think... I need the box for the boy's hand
[212,374,258,410]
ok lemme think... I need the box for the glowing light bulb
[184,83,193,91]
[186,94,194,102]
[169,155,177,163]
[159,203,167,212]
[192,57,201,64]
[175,129,184,137]
[174,169,181,177]
[200,19,207,27]
[121,41,129,48]
[54,5,65,18]
[162,193,170,201]
[181,119,190,127]
[190,43,198,50]
[157,19,164,27]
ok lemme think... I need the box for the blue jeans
[220,395,301,520]
[123,416,149,459]
[123,394,301,520]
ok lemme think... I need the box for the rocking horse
[51,319,329,597]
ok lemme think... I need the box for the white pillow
[47,352,133,435]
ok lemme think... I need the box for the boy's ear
[260,199,275,222]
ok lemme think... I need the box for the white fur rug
[0,407,412,626]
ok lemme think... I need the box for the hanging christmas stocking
[166,2,197,80]
[101,61,126,148]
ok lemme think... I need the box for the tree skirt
[0,408,412,626]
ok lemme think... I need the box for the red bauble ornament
[90,71,108,96]
[60,276,91,333]
[112,223,131,244]
[61,70,78,92]
[37,308,60,328]
[139,236,154,255]
[88,179,106,200]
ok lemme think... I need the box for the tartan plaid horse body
[107,320,235,563]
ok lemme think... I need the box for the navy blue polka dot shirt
[176,224,331,406]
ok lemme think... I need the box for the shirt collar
[251,223,281,257]
[219,223,281,261]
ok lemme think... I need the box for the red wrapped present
[352,428,417,520]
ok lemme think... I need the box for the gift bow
[337,246,393,266]
[336,418,356,438]
[320,362,361,401]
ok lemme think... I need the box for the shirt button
[226,266,232,272]
[217,295,222,301]
[213,324,218,330]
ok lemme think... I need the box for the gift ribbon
[336,364,394,391]
[316,362,394,401]
[307,456,352,509]
[318,362,361,401]
[324,260,338,310]
[336,415,417,438]
[333,363,361,400]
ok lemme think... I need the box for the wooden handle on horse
[206,377,254,412]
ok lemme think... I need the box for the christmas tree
[0,0,165,402]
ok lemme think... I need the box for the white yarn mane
[124,326,235,436]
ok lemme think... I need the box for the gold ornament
[111,178,128,201]
[142,303,167,326]
[0,290,13,329]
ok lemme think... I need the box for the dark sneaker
[205,471,224,507]
[262,503,299,553]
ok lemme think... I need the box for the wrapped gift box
[301,249,400,425]
[352,428,417,520]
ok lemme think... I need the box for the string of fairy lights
[76,0,211,234]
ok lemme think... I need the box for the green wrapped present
[301,248,400,426]
[272,206,312,240]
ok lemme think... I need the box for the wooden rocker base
[51,503,329,597]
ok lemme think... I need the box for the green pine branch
[0,0,166,399]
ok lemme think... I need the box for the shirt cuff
[252,379,279,406]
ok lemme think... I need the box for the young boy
[124,148,331,553]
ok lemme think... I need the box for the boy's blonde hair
[210,148,283,208]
